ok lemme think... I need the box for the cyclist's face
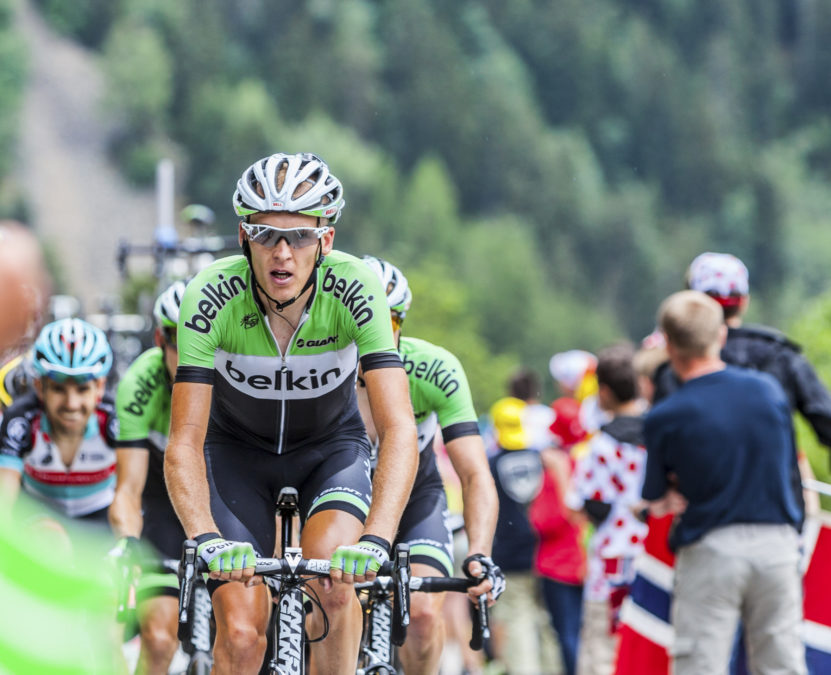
[243,212,334,303]
[35,377,104,435]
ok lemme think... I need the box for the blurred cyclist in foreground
[0,318,117,542]
[0,228,123,673]
[109,281,188,674]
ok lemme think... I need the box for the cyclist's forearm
[460,471,498,556]
[164,441,218,538]
[0,468,20,524]
[364,424,418,542]
[108,490,144,539]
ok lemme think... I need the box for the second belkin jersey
[399,336,480,481]
[176,251,400,454]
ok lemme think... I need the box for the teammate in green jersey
[109,280,187,674]
[358,256,503,675]
[164,153,418,675]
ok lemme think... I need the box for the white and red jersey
[0,392,118,517]
[566,415,648,602]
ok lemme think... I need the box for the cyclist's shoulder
[180,255,254,335]
[0,392,39,453]
[399,336,471,400]
[399,335,460,365]
[119,346,166,379]
[117,346,169,397]
[319,249,385,291]
[316,249,389,329]
[1,391,41,424]
[183,255,250,302]
[94,393,120,442]
[398,335,464,378]
[727,324,801,353]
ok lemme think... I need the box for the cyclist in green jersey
[109,280,187,674]
[164,153,418,675]
[358,256,503,675]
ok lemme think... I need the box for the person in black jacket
[653,252,831,455]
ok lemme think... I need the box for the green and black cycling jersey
[394,336,481,576]
[115,347,184,561]
[176,251,401,454]
[399,335,480,457]
[117,347,171,455]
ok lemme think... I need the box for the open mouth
[270,270,293,282]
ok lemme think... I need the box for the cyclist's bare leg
[211,581,271,675]
[301,509,363,675]
[398,562,447,675]
[136,595,179,675]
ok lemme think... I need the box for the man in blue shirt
[643,290,806,675]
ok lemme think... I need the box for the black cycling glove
[462,553,506,601]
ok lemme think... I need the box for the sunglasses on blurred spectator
[241,223,330,249]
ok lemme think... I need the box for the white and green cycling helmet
[32,318,113,382]
[153,280,187,329]
[362,256,412,318]
[232,152,345,224]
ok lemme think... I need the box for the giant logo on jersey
[184,274,248,334]
[320,268,374,327]
[402,354,460,398]
[214,346,357,400]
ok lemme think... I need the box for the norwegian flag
[614,511,831,675]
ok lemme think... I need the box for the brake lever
[391,543,411,647]
[177,539,198,642]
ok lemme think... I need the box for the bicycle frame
[355,571,491,673]
[268,488,309,675]
[356,544,410,674]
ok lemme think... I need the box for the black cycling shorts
[395,460,454,577]
[204,427,373,559]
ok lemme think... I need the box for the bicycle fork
[271,583,306,675]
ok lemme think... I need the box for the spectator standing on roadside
[653,251,826,518]
[488,395,561,675]
[528,394,586,675]
[643,290,806,675]
[565,344,648,675]
[653,252,831,447]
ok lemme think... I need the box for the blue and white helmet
[362,256,412,318]
[32,318,113,382]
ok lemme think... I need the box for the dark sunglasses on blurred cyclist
[240,222,330,249]
[391,311,404,332]
[40,369,98,384]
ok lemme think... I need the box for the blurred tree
[404,259,517,414]
[102,18,174,183]
[0,0,26,179]
[33,0,118,47]
[389,156,462,268]
[180,79,283,218]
